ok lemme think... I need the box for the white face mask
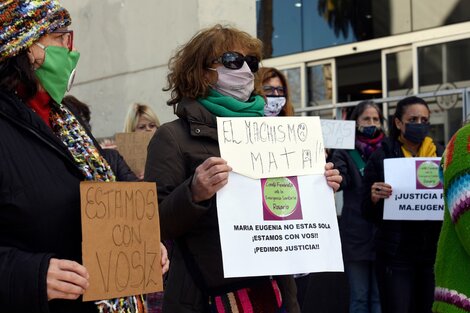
[211,62,254,102]
[264,96,286,116]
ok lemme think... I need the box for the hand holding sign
[371,182,393,204]
[47,258,90,300]
[191,157,232,203]
[324,162,342,192]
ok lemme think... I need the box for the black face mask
[403,123,430,143]
[357,125,379,138]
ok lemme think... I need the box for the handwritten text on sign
[320,119,355,149]
[217,117,325,179]
[80,182,163,301]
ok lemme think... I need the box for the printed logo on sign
[261,176,303,220]
[416,160,442,189]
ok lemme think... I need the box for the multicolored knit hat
[0,0,71,61]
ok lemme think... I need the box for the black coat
[331,148,376,262]
[0,90,133,313]
[145,98,298,313]
[363,137,444,260]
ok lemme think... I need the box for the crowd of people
[0,1,467,313]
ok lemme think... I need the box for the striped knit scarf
[49,103,147,313]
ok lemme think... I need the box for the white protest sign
[320,119,355,149]
[383,157,444,221]
[217,117,325,179]
[217,172,343,278]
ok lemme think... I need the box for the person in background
[62,95,138,182]
[331,101,384,313]
[144,24,342,313]
[258,66,349,313]
[0,1,168,312]
[432,122,470,313]
[257,67,301,313]
[363,96,443,313]
[257,67,294,117]
[123,102,160,133]
[123,102,160,180]
[62,95,91,128]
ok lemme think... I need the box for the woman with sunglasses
[0,1,168,312]
[145,24,342,313]
[363,96,443,313]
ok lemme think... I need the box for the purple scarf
[355,131,385,160]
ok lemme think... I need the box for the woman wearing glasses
[145,25,342,313]
[363,96,443,313]
[0,1,168,312]
[257,67,294,117]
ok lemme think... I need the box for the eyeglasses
[51,29,74,51]
[263,85,286,96]
[213,51,259,73]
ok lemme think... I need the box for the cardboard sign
[217,116,325,179]
[80,182,162,301]
[383,157,444,220]
[115,132,153,176]
[217,172,343,277]
[320,119,355,149]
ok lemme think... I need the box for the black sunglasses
[213,51,259,73]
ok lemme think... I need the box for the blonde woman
[123,102,160,134]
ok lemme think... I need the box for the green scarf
[198,89,265,117]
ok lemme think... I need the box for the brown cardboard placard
[80,181,162,301]
[115,132,153,177]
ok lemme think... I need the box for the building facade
[258,0,470,144]
[61,0,257,138]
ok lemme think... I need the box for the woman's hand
[47,258,89,301]
[191,157,232,203]
[324,162,342,192]
[160,242,170,275]
[371,182,393,204]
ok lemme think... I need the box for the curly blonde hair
[164,24,263,107]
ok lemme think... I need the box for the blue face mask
[357,125,379,138]
[403,123,430,143]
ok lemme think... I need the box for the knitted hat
[0,0,71,61]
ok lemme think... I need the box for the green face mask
[34,45,80,104]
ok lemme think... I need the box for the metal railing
[295,87,470,122]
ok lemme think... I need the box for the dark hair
[256,67,294,116]
[0,51,38,100]
[349,100,384,125]
[390,96,430,140]
[62,95,91,127]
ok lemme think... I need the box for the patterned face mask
[264,96,286,116]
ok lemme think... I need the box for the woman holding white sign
[331,100,385,313]
[363,96,444,313]
[145,25,342,313]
